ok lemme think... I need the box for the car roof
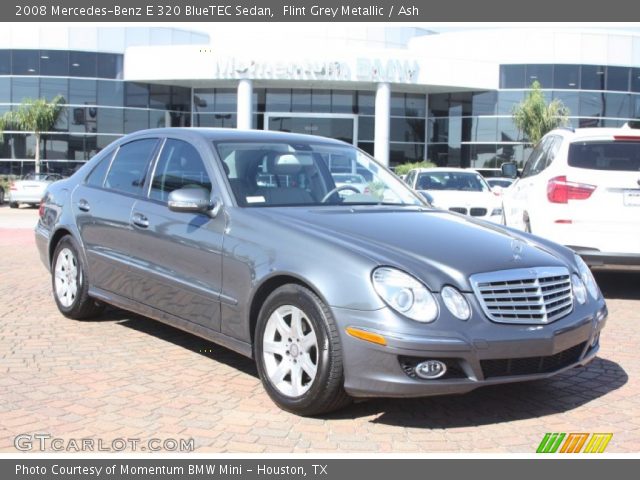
[125,127,349,146]
[551,126,640,141]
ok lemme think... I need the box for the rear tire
[9,202,18,209]
[255,284,351,416]
[51,235,104,320]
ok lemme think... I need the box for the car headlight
[571,273,587,305]
[372,267,438,323]
[574,254,600,300]
[441,285,471,320]
[490,208,503,216]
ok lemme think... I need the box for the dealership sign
[213,57,420,83]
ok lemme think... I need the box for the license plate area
[623,190,640,206]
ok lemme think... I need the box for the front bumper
[333,295,607,398]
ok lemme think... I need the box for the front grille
[449,207,467,214]
[470,207,488,217]
[470,267,573,324]
[481,342,586,378]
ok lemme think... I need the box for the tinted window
[581,65,606,90]
[85,150,115,187]
[525,65,552,88]
[69,51,97,78]
[553,65,579,89]
[150,139,212,202]
[97,53,123,79]
[12,50,39,75]
[40,50,69,76]
[607,67,630,92]
[0,50,10,75]
[568,141,640,171]
[521,140,547,178]
[104,139,157,195]
[500,65,525,89]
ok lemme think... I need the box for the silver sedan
[35,128,607,415]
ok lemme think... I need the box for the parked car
[404,167,503,223]
[0,184,5,205]
[331,173,368,196]
[501,126,640,269]
[486,177,515,196]
[9,173,63,208]
[36,128,607,415]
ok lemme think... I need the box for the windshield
[214,141,424,207]
[416,171,490,192]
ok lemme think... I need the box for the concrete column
[374,82,390,167]
[236,78,253,130]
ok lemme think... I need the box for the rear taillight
[38,199,45,218]
[547,176,596,203]
[9,182,17,191]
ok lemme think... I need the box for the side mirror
[500,162,518,179]
[168,187,214,214]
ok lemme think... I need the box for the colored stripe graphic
[536,433,565,453]
[583,433,613,453]
[536,433,613,453]
[560,433,589,453]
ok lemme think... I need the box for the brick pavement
[1,209,639,453]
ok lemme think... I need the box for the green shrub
[394,161,436,176]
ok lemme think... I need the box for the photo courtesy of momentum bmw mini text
[0,0,639,478]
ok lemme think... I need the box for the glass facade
[0,49,191,176]
[427,64,640,169]
[193,88,427,167]
[4,54,640,176]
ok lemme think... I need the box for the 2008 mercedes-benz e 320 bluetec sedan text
[36,128,607,415]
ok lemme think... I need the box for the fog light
[415,360,447,379]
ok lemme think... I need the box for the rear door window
[104,138,158,195]
[568,141,640,171]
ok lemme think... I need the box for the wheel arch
[248,273,328,346]
[49,227,84,268]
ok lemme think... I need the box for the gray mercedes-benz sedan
[36,128,607,415]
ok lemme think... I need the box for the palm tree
[512,81,569,145]
[2,95,65,174]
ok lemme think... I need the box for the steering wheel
[321,185,361,203]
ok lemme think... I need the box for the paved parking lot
[1,205,639,453]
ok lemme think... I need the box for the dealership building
[1,25,640,175]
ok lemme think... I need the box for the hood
[251,206,571,291]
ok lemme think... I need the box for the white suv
[502,126,640,268]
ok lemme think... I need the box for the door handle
[131,212,149,229]
[78,199,90,212]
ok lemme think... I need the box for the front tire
[255,284,351,416]
[51,235,103,319]
[9,202,18,209]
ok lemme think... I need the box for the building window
[40,50,69,76]
[581,65,606,90]
[525,65,552,88]
[12,50,39,75]
[553,65,580,89]
[607,67,630,92]
[500,65,526,89]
